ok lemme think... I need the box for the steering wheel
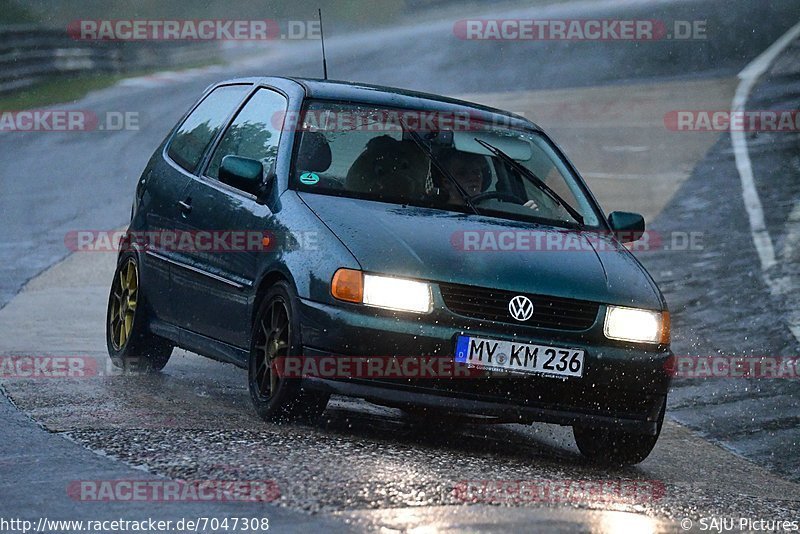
[469,191,526,205]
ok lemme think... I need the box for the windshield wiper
[474,138,584,226]
[398,119,481,216]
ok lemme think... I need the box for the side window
[167,85,249,173]
[520,141,583,210]
[206,88,288,182]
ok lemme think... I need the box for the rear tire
[573,399,666,465]
[248,281,329,423]
[106,252,173,372]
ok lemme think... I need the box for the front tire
[573,399,666,465]
[248,281,328,423]
[106,252,172,372]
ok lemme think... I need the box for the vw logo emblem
[509,295,534,322]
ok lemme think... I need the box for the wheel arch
[251,267,298,328]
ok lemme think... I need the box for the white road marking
[732,21,800,344]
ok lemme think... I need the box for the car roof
[219,76,539,132]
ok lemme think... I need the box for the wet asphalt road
[0,392,352,533]
[1,0,800,531]
[637,33,800,481]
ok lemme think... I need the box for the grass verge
[0,59,222,110]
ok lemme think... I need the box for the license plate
[455,335,584,378]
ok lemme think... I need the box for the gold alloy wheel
[110,259,138,350]
[253,299,291,399]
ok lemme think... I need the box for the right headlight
[331,268,433,314]
[604,306,670,344]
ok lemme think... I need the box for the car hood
[299,193,663,309]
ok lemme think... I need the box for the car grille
[439,282,600,330]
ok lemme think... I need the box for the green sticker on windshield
[300,172,319,185]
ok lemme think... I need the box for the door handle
[177,199,192,214]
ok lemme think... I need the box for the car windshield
[292,101,601,228]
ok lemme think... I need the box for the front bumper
[297,296,672,435]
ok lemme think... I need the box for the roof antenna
[318,8,328,80]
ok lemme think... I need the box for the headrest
[297,132,332,172]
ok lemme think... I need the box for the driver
[438,151,490,201]
[437,151,540,211]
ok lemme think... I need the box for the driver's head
[441,151,490,197]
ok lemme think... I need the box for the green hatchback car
[107,77,672,465]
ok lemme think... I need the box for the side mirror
[219,155,265,196]
[608,211,645,243]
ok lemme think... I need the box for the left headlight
[604,306,669,344]
[331,269,432,313]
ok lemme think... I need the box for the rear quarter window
[167,85,250,173]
